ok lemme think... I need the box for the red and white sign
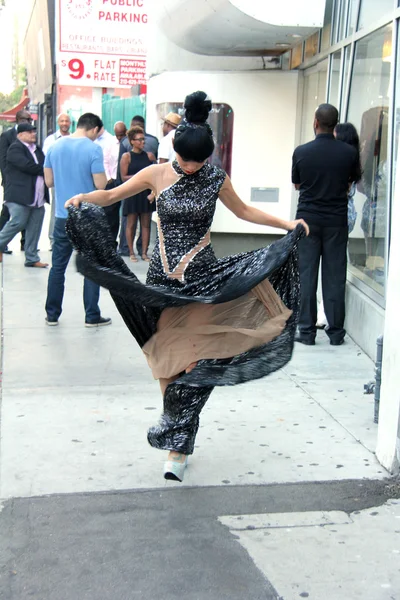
[57,0,148,88]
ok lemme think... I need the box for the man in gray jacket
[0,109,32,252]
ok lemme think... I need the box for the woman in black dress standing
[120,126,153,262]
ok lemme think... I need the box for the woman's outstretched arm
[65,164,159,208]
[219,175,309,235]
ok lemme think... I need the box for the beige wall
[147,69,299,235]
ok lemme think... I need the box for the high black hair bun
[184,91,212,124]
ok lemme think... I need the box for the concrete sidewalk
[0,232,399,599]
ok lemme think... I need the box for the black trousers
[0,203,26,246]
[297,222,348,343]
[103,181,120,245]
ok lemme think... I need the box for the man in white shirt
[94,126,114,153]
[103,121,127,183]
[43,113,71,249]
[158,112,182,163]
[99,121,127,242]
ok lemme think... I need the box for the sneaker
[45,317,59,326]
[85,317,112,328]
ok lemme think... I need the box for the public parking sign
[57,0,148,88]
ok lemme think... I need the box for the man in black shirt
[292,104,360,346]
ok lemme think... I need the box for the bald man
[43,114,71,155]
[114,121,127,142]
[43,114,71,248]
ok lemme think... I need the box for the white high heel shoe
[164,454,188,482]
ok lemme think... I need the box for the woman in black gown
[65,91,309,482]
[120,126,153,262]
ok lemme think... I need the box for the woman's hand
[147,191,155,203]
[65,194,85,209]
[287,219,309,236]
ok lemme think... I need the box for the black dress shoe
[295,335,315,346]
[330,339,345,346]
[3,248,12,255]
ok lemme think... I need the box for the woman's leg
[139,212,151,260]
[126,213,138,260]
[159,376,185,463]
[159,375,179,397]
[148,380,214,455]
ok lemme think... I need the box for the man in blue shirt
[44,113,111,327]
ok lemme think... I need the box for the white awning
[152,0,326,56]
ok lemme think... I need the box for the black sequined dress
[66,160,304,454]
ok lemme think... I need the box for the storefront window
[347,0,359,35]
[338,0,349,41]
[342,45,352,104]
[328,50,342,108]
[300,60,329,143]
[346,25,392,295]
[331,0,340,44]
[156,103,234,177]
[321,0,335,51]
[340,46,351,114]
[393,25,400,188]
[358,0,393,31]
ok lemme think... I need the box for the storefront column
[376,143,400,474]
[91,88,103,119]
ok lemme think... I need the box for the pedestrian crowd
[0,102,361,344]
[0,107,182,326]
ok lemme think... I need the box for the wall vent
[250,187,279,203]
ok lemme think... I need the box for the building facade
[24,0,149,142]
[289,0,400,472]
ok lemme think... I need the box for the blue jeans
[45,217,101,323]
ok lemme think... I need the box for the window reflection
[321,0,334,50]
[358,0,393,31]
[347,0,359,36]
[338,0,349,41]
[342,45,352,102]
[347,25,392,295]
[304,32,320,61]
[155,103,233,177]
[300,60,329,143]
[328,50,341,108]
[393,28,400,188]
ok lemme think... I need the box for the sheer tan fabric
[157,221,210,282]
[143,280,292,380]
